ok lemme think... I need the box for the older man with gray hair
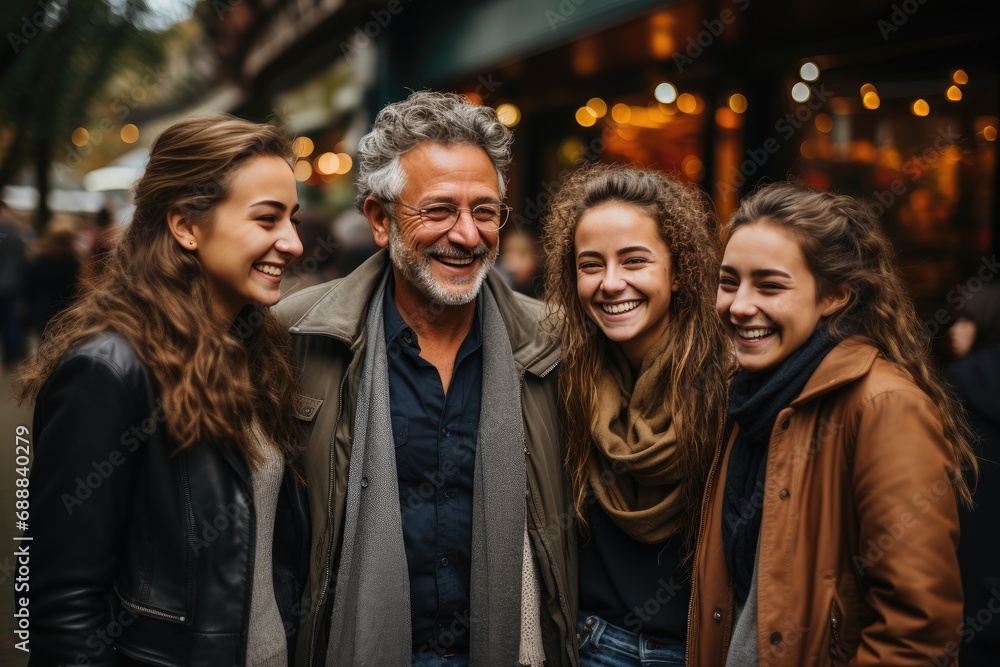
[278,91,577,667]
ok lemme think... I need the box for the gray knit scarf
[326,273,529,666]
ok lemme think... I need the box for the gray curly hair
[353,90,514,213]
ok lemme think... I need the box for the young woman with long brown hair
[543,164,729,666]
[690,182,978,667]
[16,114,309,666]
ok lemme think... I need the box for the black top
[578,500,690,642]
[384,283,483,654]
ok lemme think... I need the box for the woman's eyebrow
[720,265,792,279]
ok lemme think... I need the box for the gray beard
[387,222,497,306]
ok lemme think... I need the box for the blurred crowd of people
[1,199,83,369]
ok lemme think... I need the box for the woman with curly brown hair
[16,114,308,666]
[690,182,978,667]
[543,164,729,666]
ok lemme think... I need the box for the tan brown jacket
[689,337,963,666]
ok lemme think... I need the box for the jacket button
[770,631,782,644]
[779,489,789,500]
[713,610,723,621]
[303,406,313,415]
[360,476,369,488]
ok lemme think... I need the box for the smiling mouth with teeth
[254,263,283,277]
[736,326,776,340]
[435,255,475,267]
[600,300,642,315]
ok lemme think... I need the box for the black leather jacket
[26,331,309,666]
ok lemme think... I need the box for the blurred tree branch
[0,0,166,229]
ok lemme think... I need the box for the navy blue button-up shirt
[384,283,482,654]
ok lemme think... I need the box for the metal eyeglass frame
[384,200,512,232]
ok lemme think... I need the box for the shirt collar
[382,274,484,358]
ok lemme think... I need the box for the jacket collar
[789,336,880,406]
[288,249,561,377]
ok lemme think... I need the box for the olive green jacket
[276,250,578,667]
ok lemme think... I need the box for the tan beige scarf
[588,333,685,544]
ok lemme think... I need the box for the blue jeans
[577,613,685,666]
[411,647,469,667]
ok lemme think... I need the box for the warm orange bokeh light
[315,152,340,175]
[293,137,314,158]
[575,107,597,127]
[294,160,313,182]
[120,124,139,144]
[728,93,748,114]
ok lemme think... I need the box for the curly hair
[542,164,730,551]
[728,181,978,506]
[16,114,301,469]
[353,90,513,213]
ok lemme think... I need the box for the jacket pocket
[114,584,188,623]
[828,592,856,664]
[292,393,324,422]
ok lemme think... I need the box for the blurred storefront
[229,0,997,321]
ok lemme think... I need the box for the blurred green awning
[403,0,670,85]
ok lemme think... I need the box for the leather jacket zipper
[179,458,198,619]
[115,585,186,622]
[240,496,257,664]
[830,602,841,648]
[538,358,561,378]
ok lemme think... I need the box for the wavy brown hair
[728,181,977,505]
[542,164,730,550]
[16,114,300,469]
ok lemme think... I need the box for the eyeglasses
[386,200,512,232]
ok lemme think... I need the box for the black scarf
[722,329,837,608]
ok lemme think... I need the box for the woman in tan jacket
[690,182,977,667]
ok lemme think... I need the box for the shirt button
[442,428,450,438]
[360,476,369,488]
[713,610,723,621]
[441,557,449,567]
[403,332,412,344]
[770,631,783,645]
[779,489,790,500]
